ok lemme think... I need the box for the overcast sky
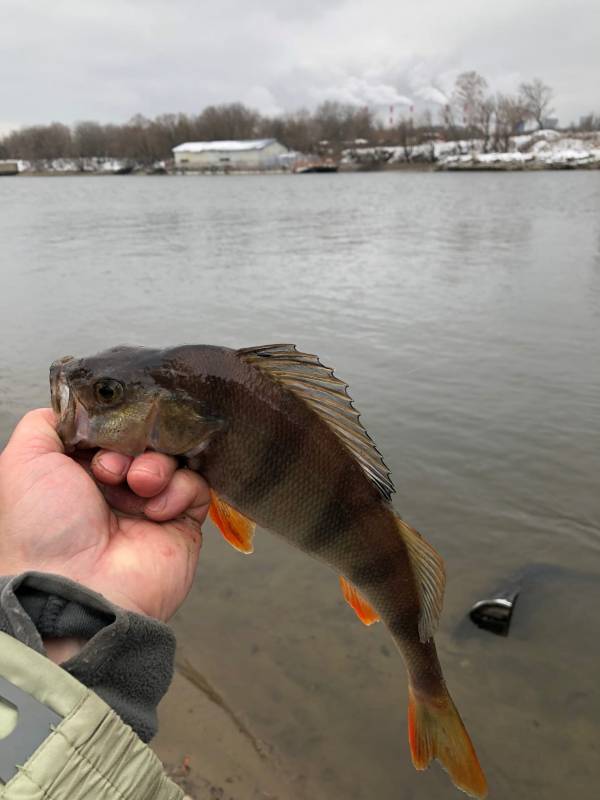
[1,0,598,134]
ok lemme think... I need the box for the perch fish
[50,344,487,798]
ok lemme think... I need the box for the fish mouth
[50,357,93,451]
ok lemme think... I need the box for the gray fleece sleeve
[0,572,176,743]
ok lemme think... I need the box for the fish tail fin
[408,683,487,798]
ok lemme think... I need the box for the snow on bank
[343,131,600,169]
[440,149,600,169]
[439,137,600,169]
[11,157,134,174]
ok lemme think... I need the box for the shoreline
[4,160,599,177]
[435,160,600,172]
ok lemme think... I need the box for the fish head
[50,346,224,457]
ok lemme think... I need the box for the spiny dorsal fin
[396,517,445,642]
[237,344,394,501]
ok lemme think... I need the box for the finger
[100,483,147,517]
[91,450,133,485]
[3,408,62,461]
[127,452,178,498]
[144,469,211,524]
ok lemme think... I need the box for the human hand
[0,409,210,624]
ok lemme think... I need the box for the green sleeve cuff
[0,573,176,742]
[0,632,182,799]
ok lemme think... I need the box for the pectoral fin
[151,393,224,456]
[339,576,380,625]
[209,491,256,554]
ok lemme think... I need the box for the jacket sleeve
[0,631,183,800]
[0,572,176,742]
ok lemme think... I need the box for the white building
[172,139,288,172]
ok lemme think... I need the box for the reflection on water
[1,173,599,798]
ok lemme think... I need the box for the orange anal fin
[339,576,380,626]
[209,491,255,554]
[408,685,488,799]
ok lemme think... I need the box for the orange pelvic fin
[408,685,487,799]
[339,576,380,626]
[209,491,256,554]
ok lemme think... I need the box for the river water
[1,172,599,799]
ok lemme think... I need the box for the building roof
[172,139,278,153]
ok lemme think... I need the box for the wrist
[44,636,87,664]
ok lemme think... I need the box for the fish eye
[93,378,124,405]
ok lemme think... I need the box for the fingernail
[146,494,167,513]
[96,453,127,477]
[133,464,163,479]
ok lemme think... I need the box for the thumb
[2,408,64,463]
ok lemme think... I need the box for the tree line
[0,104,374,165]
[1,73,597,166]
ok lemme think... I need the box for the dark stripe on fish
[349,550,398,587]
[301,474,355,554]
[238,423,304,506]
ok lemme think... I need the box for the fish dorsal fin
[396,517,445,642]
[209,491,256,554]
[339,576,381,626]
[237,344,394,501]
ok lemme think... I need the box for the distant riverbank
[2,130,599,176]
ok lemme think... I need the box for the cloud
[414,86,449,106]
[1,0,598,127]
[312,76,413,108]
[243,86,284,117]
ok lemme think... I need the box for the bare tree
[74,121,108,159]
[440,103,459,140]
[311,101,349,148]
[43,123,73,159]
[0,123,72,163]
[519,78,554,129]
[419,108,433,133]
[123,115,166,164]
[577,112,600,132]
[452,71,487,131]
[269,110,315,153]
[194,103,262,141]
[346,106,375,142]
[396,117,415,161]
[495,93,528,151]
[478,96,496,151]
[449,71,497,149]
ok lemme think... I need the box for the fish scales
[173,349,418,632]
[49,343,487,799]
